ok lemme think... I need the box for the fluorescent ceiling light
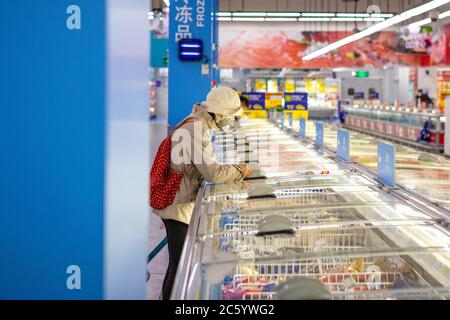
[302,12,335,17]
[364,17,386,22]
[371,13,395,18]
[439,9,450,18]
[218,17,232,21]
[303,0,450,61]
[337,13,370,17]
[331,17,364,21]
[265,18,298,22]
[217,12,232,17]
[266,12,301,17]
[409,17,432,29]
[232,17,265,21]
[298,17,331,21]
[233,12,266,17]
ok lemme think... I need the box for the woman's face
[214,114,235,131]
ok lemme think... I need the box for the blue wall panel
[0,1,105,299]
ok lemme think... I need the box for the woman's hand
[238,164,251,178]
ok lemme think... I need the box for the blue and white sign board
[284,92,308,110]
[316,122,324,147]
[241,92,265,110]
[378,141,396,187]
[299,118,306,138]
[337,129,350,161]
[169,0,212,128]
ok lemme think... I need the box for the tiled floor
[147,119,169,300]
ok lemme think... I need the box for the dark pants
[161,219,188,300]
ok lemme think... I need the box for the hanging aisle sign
[285,92,308,110]
[378,141,396,188]
[241,92,266,110]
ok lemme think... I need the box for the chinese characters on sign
[174,0,206,41]
[175,0,193,40]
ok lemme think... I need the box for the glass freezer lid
[200,246,450,300]
[201,222,450,264]
[201,202,440,237]
[199,186,405,217]
[203,172,375,200]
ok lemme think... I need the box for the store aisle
[147,119,169,300]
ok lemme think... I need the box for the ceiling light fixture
[331,17,364,21]
[232,17,266,21]
[301,12,336,17]
[408,17,433,29]
[298,17,331,21]
[265,18,299,22]
[303,0,450,61]
[439,9,450,18]
[407,8,450,28]
[336,13,370,17]
[266,12,301,17]
[233,12,267,17]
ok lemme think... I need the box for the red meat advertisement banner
[219,29,428,68]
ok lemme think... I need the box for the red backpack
[150,117,196,210]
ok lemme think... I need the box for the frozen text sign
[169,0,212,127]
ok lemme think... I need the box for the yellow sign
[255,79,266,91]
[265,93,283,108]
[317,80,326,94]
[285,79,295,93]
[305,79,313,92]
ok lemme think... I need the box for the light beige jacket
[154,105,244,225]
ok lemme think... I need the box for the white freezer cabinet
[171,120,450,300]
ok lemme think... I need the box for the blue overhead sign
[285,92,308,110]
[242,92,266,110]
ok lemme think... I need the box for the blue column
[0,0,105,299]
[168,0,213,128]
[0,0,148,299]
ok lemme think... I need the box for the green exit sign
[353,71,369,78]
